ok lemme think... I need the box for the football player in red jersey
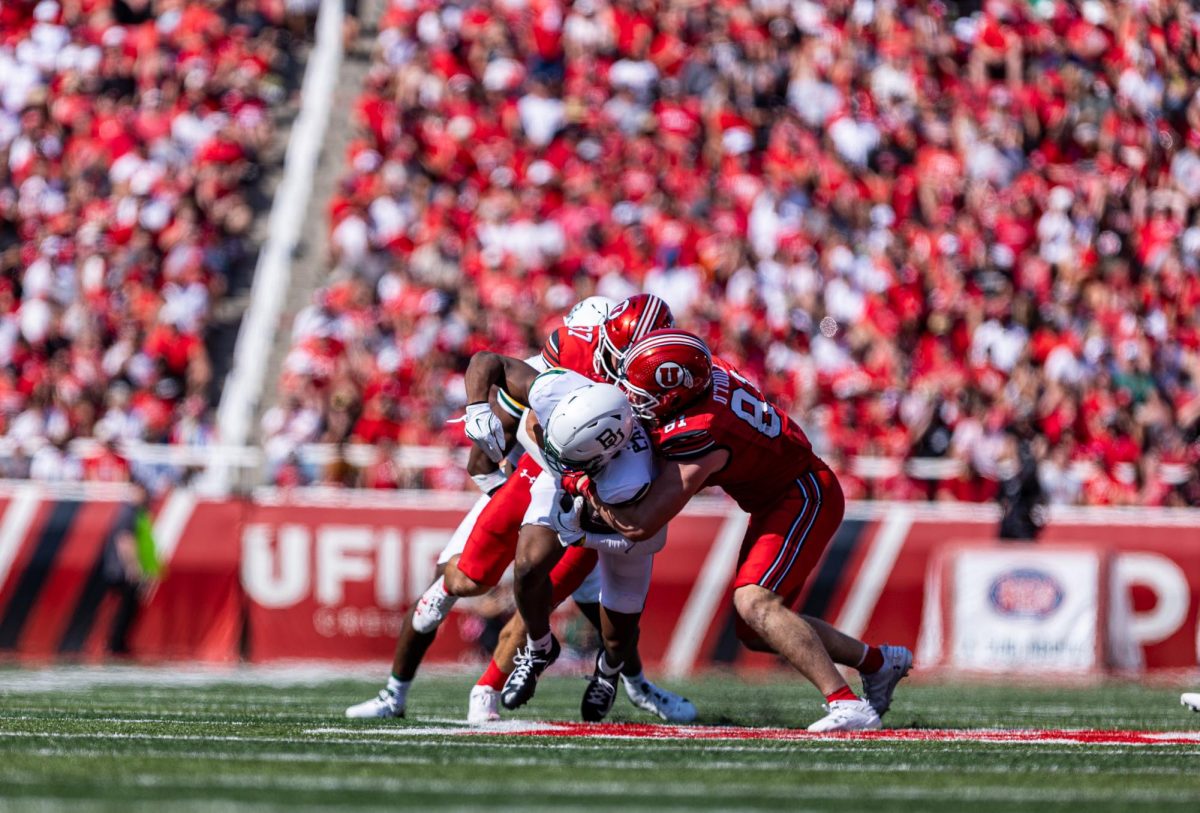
[583,329,913,732]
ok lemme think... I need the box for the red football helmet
[618,328,713,422]
[593,294,674,382]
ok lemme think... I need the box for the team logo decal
[596,427,625,449]
[608,300,630,320]
[988,569,1064,619]
[654,361,691,389]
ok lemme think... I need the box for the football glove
[463,402,506,463]
[551,491,586,547]
[560,471,595,500]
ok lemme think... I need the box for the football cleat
[806,698,881,733]
[581,669,618,723]
[501,636,561,710]
[467,685,502,725]
[411,580,458,634]
[345,689,404,719]
[1182,693,1200,712]
[623,677,698,723]
[860,644,913,717]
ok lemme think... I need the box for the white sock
[386,675,410,705]
[597,653,623,677]
[528,632,553,652]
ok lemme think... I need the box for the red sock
[825,685,859,704]
[858,645,884,674]
[476,659,508,691]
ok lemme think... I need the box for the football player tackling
[582,329,912,732]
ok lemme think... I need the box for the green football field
[1,669,1198,812]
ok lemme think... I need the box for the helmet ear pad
[543,383,635,474]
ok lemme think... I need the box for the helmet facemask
[593,323,625,383]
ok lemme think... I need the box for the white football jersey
[520,367,654,505]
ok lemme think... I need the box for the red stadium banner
[0,485,240,662]
[0,484,1197,673]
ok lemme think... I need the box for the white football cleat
[1182,692,1200,712]
[860,645,913,717]
[345,689,404,719]
[806,698,881,733]
[468,685,502,725]
[623,677,698,723]
[411,582,458,634]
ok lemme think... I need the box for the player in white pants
[464,357,675,721]
[346,298,693,724]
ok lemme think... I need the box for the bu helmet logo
[654,361,690,389]
[596,427,625,449]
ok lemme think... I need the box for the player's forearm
[465,353,535,406]
[591,489,686,542]
[592,451,727,540]
[465,443,499,477]
[464,352,506,404]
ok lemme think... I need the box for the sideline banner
[935,547,1104,672]
[0,484,1197,672]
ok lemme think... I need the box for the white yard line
[10,744,1193,776]
[4,728,1197,755]
[1,771,1195,805]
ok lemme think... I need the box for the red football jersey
[539,325,607,382]
[651,357,817,512]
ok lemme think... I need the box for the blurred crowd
[268,0,1200,506]
[0,0,305,486]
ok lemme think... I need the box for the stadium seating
[270,0,1199,505]
[0,0,302,483]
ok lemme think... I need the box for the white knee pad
[597,551,654,614]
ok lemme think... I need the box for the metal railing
[0,440,1191,496]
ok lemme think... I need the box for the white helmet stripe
[632,296,660,342]
[626,332,711,364]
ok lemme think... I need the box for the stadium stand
[269,0,1199,505]
[0,0,308,487]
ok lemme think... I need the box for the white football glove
[551,491,586,547]
[463,402,506,463]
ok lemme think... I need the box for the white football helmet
[563,296,616,329]
[542,383,634,475]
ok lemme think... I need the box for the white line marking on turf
[2,773,1196,805]
[13,745,1194,777]
[837,505,912,638]
[663,510,749,678]
[152,490,196,563]
[3,731,1197,761]
[0,483,39,589]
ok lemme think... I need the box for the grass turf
[0,671,1198,812]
